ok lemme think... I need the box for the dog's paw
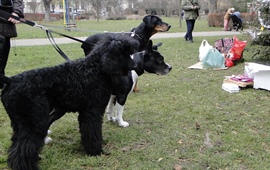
[47,130,52,135]
[108,116,117,122]
[44,136,53,144]
[118,121,129,127]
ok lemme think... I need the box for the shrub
[24,13,62,21]
[106,16,127,20]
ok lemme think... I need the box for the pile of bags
[199,36,247,69]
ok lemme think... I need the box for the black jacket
[0,0,24,37]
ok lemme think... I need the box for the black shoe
[189,40,194,43]
[184,36,188,41]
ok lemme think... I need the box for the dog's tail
[0,74,11,88]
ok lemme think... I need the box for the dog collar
[134,65,144,76]
[131,31,148,42]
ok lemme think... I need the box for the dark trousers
[185,19,196,41]
[0,35,10,75]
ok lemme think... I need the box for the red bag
[229,36,247,61]
[225,36,247,67]
[225,58,235,67]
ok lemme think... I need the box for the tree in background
[106,0,124,17]
[209,0,218,13]
[43,0,52,22]
[32,0,257,22]
[89,0,103,21]
[28,0,39,13]
[250,0,270,61]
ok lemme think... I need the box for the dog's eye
[157,58,163,63]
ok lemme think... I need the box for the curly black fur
[0,33,139,170]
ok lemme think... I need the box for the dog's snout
[132,63,138,70]
[167,25,171,30]
[168,65,172,71]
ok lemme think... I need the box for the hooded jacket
[182,0,200,20]
[224,8,235,20]
[0,0,24,38]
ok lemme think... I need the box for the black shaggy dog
[0,34,139,170]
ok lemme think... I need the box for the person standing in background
[182,0,200,43]
[0,0,24,81]
[223,7,235,31]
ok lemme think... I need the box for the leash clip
[34,23,47,30]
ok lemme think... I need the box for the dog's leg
[106,95,117,122]
[44,108,67,144]
[133,80,139,92]
[7,119,47,170]
[116,102,129,127]
[78,110,104,156]
[48,108,66,127]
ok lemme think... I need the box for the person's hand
[8,12,20,24]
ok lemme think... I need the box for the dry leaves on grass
[174,164,182,170]
[121,140,149,152]
[204,131,213,148]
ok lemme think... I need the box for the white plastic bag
[199,39,212,61]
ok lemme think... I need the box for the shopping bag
[214,37,234,54]
[225,36,247,67]
[199,39,212,61]
[202,48,226,69]
[229,36,247,61]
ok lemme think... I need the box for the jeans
[185,19,196,41]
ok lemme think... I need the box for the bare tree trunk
[209,0,217,13]
[90,0,102,22]
[96,6,100,22]
[43,0,52,22]
[179,0,182,28]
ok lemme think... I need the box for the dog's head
[143,15,171,35]
[143,40,172,75]
[90,33,139,75]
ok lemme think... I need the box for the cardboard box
[244,62,270,91]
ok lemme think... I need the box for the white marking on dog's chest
[131,71,139,92]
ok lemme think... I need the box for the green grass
[1,18,270,170]
[15,16,222,39]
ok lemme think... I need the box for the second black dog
[106,40,172,127]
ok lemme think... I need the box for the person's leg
[0,36,10,75]
[224,18,229,31]
[184,20,189,41]
[185,20,193,41]
[189,20,196,42]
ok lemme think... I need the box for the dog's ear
[99,34,139,75]
[152,42,162,50]
[0,74,11,88]
[145,40,153,52]
[130,28,135,32]
[143,15,158,28]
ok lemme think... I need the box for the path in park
[11,31,244,47]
